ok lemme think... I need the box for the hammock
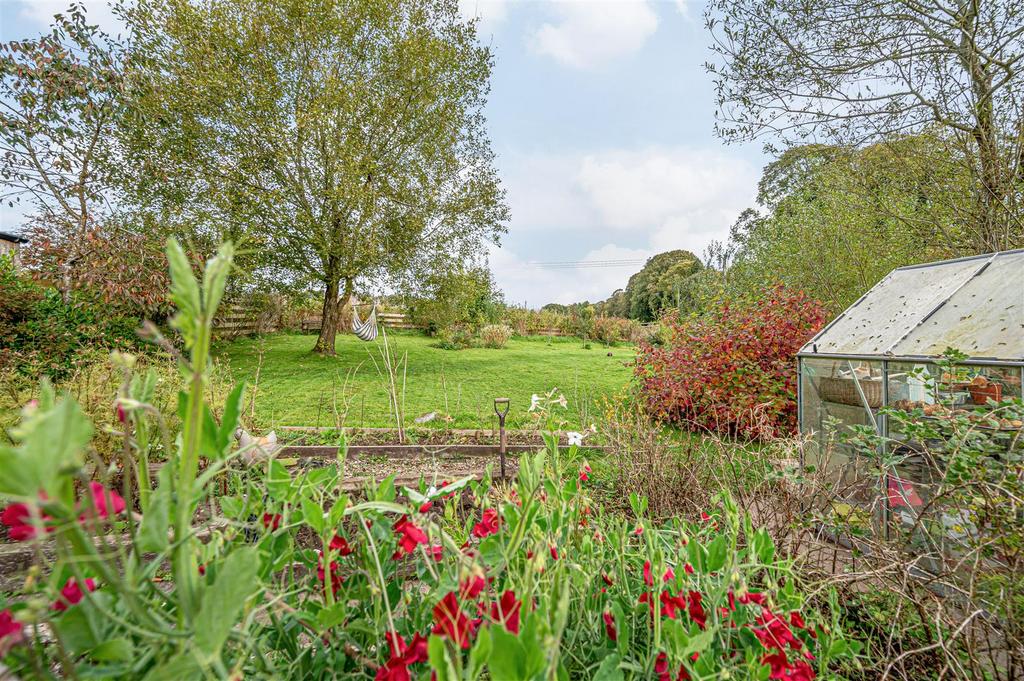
[351,301,378,341]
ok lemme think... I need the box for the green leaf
[266,459,292,500]
[428,635,457,681]
[316,602,347,630]
[165,238,201,345]
[752,529,775,564]
[345,500,407,516]
[219,495,244,520]
[201,242,234,318]
[301,497,325,534]
[218,382,245,452]
[467,625,492,680]
[90,637,134,662]
[705,535,728,573]
[487,625,527,679]
[1,395,93,498]
[141,650,201,681]
[193,546,260,660]
[137,478,170,553]
[54,604,100,655]
[592,653,624,681]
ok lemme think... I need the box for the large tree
[127,0,507,354]
[624,250,703,322]
[0,4,136,298]
[706,0,1024,252]
[727,135,971,313]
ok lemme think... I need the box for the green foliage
[0,256,146,381]
[126,0,508,354]
[407,266,504,336]
[726,138,969,314]
[625,250,704,322]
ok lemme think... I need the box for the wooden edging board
[281,443,606,459]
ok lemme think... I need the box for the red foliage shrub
[634,286,826,438]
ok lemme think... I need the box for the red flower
[198,564,206,576]
[643,560,654,586]
[683,563,695,575]
[654,652,669,680]
[1,502,51,542]
[634,525,644,535]
[376,631,429,681]
[700,511,712,522]
[329,534,355,556]
[262,513,282,531]
[471,508,500,538]
[418,501,433,513]
[602,573,614,586]
[549,545,559,560]
[754,609,801,651]
[392,516,428,558]
[317,551,344,594]
[579,464,591,482]
[739,591,766,605]
[602,611,617,641]
[686,591,706,629]
[427,545,443,562]
[460,575,487,600]
[789,611,807,630]
[663,566,675,582]
[52,577,97,612]
[84,482,126,520]
[432,592,475,649]
[660,591,686,620]
[490,590,522,634]
[0,609,23,647]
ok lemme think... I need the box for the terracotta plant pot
[968,383,1002,405]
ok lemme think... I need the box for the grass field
[215,331,636,429]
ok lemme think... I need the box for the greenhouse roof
[800,249,1024,363]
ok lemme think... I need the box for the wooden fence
[213,303,280,338]
[299,311,423,334]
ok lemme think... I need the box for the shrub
[478,323,512,348]
[0,257,147,382]
[635,285,826,438]
[432,325,476,350]
[592,316,642,344]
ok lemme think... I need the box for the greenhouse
[797,249,1023,536]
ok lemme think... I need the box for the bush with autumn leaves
[0,241,857,679]
[634,286,826,439]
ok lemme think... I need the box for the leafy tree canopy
[125,0,508,354]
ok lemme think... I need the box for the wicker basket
[819,376,883,408]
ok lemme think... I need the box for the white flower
[556,394,568,409]
[529,394,542,411]
[567,431,584,446]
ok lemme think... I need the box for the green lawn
[215,331,635,429]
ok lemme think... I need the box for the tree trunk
[314,276,341,356]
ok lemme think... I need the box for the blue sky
[0,0,767,307]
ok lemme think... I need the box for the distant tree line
[543,249,724,323]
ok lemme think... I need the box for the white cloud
[576,146,756,248]
[528,0,659,70]
[674,0,695,23]
[458,0,509,36]
[491,146,757,306]
[490,242,650,307]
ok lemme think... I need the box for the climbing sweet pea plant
[0,240,857,679]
